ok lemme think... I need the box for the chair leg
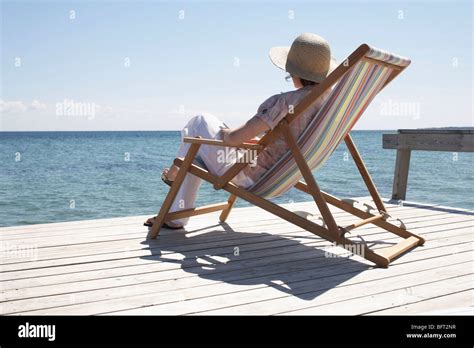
[338,235,391,268]
[280,121,340,236]
[149,143,200,239]
[182,161,422,267]
[219,194,237,222]
[344,134,387,213]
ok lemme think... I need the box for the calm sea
[1,131,472,227]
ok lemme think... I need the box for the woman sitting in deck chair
[144,33,337,229]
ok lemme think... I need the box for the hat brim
[269,46,338,80]
[269,46,290,71]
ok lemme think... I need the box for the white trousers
[169,114,255,226]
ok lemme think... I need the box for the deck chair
[149,44,425,268]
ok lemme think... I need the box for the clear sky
[1,0,472,131]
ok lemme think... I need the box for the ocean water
[0,131,473,227]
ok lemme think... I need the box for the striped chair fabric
[249,45,410,198]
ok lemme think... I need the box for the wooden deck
[0,198,472,315]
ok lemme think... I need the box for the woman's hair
[285,74,317,86]
[299,78,316,86]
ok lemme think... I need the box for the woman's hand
[246,136,261,144]
[220,118,269,147]
[220,128,234,145]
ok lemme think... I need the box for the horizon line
[0,129,402,132]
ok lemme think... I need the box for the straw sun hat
[269,33,338,84]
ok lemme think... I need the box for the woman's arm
[221,117,270,147]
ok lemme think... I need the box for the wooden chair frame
[149,44,425,268]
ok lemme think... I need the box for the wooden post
[383,128,473,201]
[391,149,411,201]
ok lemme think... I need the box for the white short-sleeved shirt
[242,85,330,183]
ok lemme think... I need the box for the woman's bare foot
[144,216,156,226]
[162,164,180,182]
[163,221,184,229]
[143,216,183,229]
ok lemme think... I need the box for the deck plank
[277,275,473,315]
[1,198,472,315]
[367,289,474,315]
[0,223,470,293]
[2,232,471,313]
[1,202,470,270]
[1,217,470,283]
[4,234,472,314]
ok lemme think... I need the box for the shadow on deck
[141,222,370,301]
